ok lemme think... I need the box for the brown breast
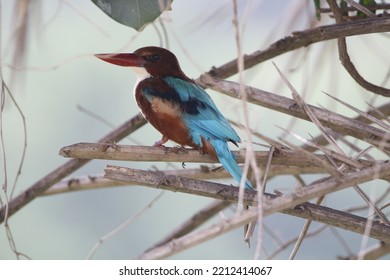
[136,91,195,148]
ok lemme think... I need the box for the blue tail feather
[210,139,253,190]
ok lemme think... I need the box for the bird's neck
[132,66,152,84]
[131,66,152,97]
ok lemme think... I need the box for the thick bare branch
[104,165,258,205]
[203,17,390,80]
[199,76,390,151]
[0,114,147,224]
[42,162,329,196]
[125,158,390,259]
[104,162,390,210]
[59,143,378,173]
[41,168,229,196]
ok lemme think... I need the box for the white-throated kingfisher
[95,46,253,189]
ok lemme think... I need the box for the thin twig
[352,242,390,260]
[324,92,390,131]
[301,101,390,153]
[289,196,325,260]
[231,0,263,253]
[268,225,328,260]
[343,0,376,17]
[326,0,390,96]
[253,146,274,259]
[144,200,231,251]
[273,62,344,155]
[1,82,28,259]
[318,3,390,14]
[87,191,164,259]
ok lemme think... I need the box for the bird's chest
[135,87,194,146]
[135,88,181,120]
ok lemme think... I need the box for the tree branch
[59,143,378,173]
[318,3,390,14]
[41,161,330,196]
[104,163,390,212]
[0,114,147,224]
[113,159,390,259]
[145,200,232,250]
[326,0,390,96]
[41,168,231,196]
[301,101,390,152]
[199,75,390,151]
[137,199,390,259]
[203,16,390,80]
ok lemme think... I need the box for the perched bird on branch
[95,46,252,189]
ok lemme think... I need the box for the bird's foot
[153,136,169,148]
[154,136,170,154]
[172,145,188,155]
[198,147,206,155]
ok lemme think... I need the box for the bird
[95,46,253,189]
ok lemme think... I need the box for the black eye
[148,54,160,62]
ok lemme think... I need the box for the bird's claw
[154,135,169,148]
[172,145,188,154]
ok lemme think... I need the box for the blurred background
[1,0,389,259]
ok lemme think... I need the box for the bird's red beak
[94,53,146,67]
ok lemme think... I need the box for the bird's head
[95,46,188,79]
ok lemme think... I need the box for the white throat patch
[129,66,149,100]
[131,67,151,115]
[132,67,151,84]
[131,66,151,98]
